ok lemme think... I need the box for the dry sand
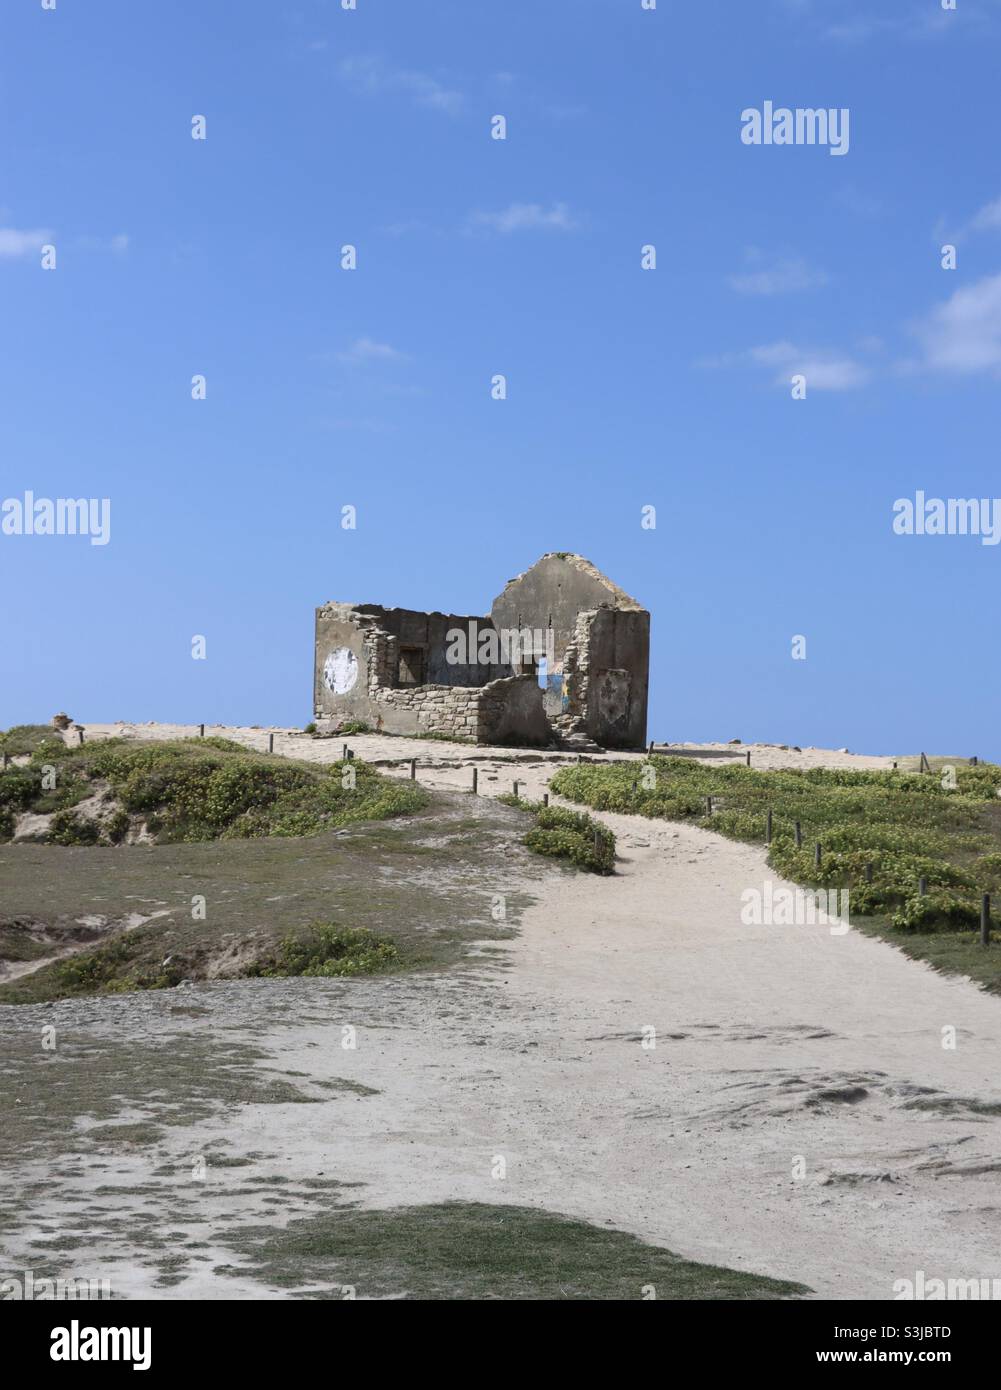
[5,723,1000,1299]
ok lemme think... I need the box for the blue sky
[3,0,1001,756]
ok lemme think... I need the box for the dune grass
[0,735,428,845]
[551,756,1001,991]
[497,794,615,873]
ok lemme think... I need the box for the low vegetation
[0,796,534,1004]
[41,921,401,998]
[552,756,1001,989]
[0,724,55,758]
[498,795,615,874]
[245,924,399,979]
[218,1199,808,1300]
[0,735,427,845]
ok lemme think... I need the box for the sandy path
[10,724,1001,1298]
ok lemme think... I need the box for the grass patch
[0,794,535,1003]
[499,795,615,874]
[0,736,428,845]
[551,757,1001,990]
[216,1199,808,1300]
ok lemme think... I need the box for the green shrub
[247,924,398,978]
[54,931,187,994]
[2,739,429,845]
[891,893,982,933]
[47,810,101,846]
[500,796,615,874]
[0,724,57,756]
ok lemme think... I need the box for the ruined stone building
[313,553,650,749]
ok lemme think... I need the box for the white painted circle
[323,648,359,695]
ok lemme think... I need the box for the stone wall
[314,602,549,744]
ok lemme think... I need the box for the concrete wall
[583,608,650,749]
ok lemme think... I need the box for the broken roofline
[494,552,647,613]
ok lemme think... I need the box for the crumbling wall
[314,602,549,744]
[491,554,649,748]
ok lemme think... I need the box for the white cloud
[337,55,462,115]
[911,271,1001,374]
[748,341,869,390]
[970,194,1001,233]
[337,337,406,365]
[0,226,52,259]
[704,340,869,391]
[780,0,971,43]
[467,201,577,234]
[728,252,827,296]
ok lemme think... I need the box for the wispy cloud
[910,272,1001,376]
[0,226,52,259]
[77,232,130,254]
[336,337,407,366]
[337,55,462,115]
[703,340,869,391]
[969,193,1001,233]
[467,201,577,234]
[728,250,827,296]
[778,0,975,43]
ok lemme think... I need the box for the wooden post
[472,767,478,794]
[892,761,897,771]
[865,863,873,883]
[268,733,274,753]
[982,894,991,947]
[78,728,84,745]
[920,752,930,774]
[745,751,751,767]
[794,821,802,847]
[814,842,822,869]
[513,781,520,799]
[766,809,773,845]
[648,741,654,756]
[342,743,348,760]
[199,723,205,738]
[543,792,549,807]
[919,877,928,896]
[705,795,713,817]
[410,759,416,780]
